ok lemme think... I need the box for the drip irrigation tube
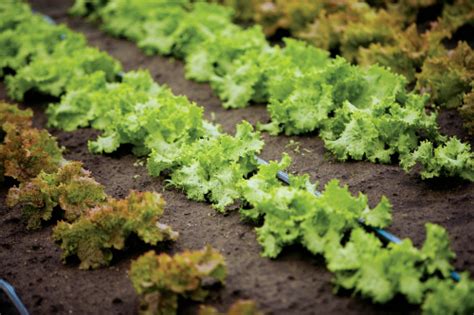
[0,279,29,315]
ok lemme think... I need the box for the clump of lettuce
[326,224,471,308]
[239,153,393,258]
[47,69,217,156]
[148,121,263,211]
[416,41,474,135]
[53,190,178,269]
[0,102,106,229]
[416,42,473,110]
[0,121,64,183]
[422,273,474,315]
[401,137,474,181]
[262,41,445,164]
[7,161,106,229]
[0,15,86,76]
[130,245,226,315]
[0,2,121,100]
[0,101,33,136]
[5,44,121,100]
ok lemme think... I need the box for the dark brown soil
[1,1,473,314]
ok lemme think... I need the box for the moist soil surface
[1,1,473,314]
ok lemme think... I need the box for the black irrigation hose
[0,279,29,315]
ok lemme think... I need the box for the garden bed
[0,0,473,314]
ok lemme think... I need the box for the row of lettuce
[0,101,262,314]
[67,0,474,181]
[209,0,473,122]
[1,2,473,314]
